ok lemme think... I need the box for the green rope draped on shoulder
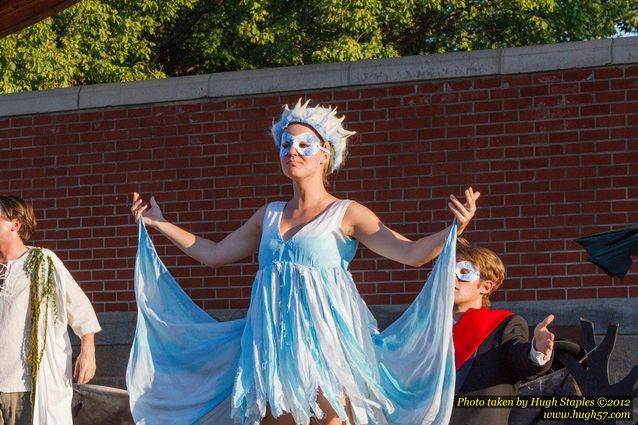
[24,247,58,412]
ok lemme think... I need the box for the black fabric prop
[574,225,638,278]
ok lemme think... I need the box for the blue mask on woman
[279,132,330,157]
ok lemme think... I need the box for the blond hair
[456,238,505,308]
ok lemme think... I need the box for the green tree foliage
[0,0,196,93]
[1,0,636,93]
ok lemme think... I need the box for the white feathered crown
[272,99,356,173]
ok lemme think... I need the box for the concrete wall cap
[0,37,636,117]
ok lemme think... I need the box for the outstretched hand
[131,192,165,228]
[448,187,480,234]
[534,314,555,359]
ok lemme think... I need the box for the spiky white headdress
[272,99,356,174]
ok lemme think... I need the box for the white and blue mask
[279,131,330,157]
[272,100,356,173]
[455,261,481,282]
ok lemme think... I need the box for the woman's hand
[131,192,165,228]
[448,187,480,235]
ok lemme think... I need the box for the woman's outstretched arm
[344,187,480,267]
[131,192,265,268]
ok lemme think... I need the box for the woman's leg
[261,390,354,425]
[311,390,355,425]
[260,405,296,425]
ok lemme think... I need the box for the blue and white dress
[127,200,457,425]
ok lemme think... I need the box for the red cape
[453,308,513,371]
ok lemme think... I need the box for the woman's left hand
[448,187,480,234]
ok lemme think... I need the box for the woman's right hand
[131,192,165,228]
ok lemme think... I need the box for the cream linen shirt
[0,247,101,392]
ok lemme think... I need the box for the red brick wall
[2,64,637,312]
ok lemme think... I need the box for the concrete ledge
[89,297,637,346]
[92,311,137,345]
[375,298,638,334]
[0,37,636,117]
[0,86,80,116]
[209,62,350,97]
[491,298,638,334]
[613,36,638,64]
[78,74,210,109]
[348,49,500,85]
[501,38,612,74]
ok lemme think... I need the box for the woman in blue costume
[128,100,480,425]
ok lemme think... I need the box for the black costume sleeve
[502,315,552,381]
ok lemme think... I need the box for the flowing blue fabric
[127,201,456,425]
[126,220,245,425]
